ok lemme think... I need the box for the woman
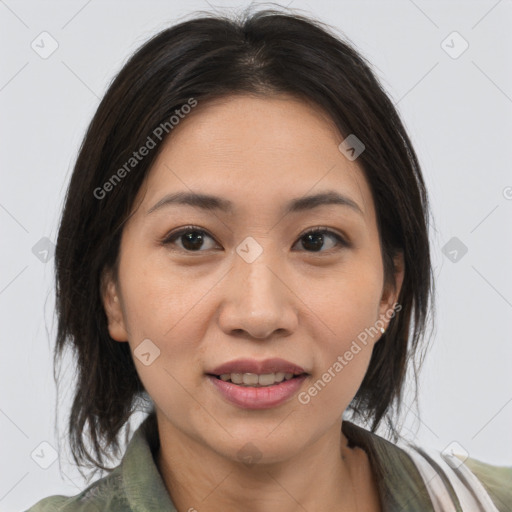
[25,7,511,512]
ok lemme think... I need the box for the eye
[162,225,349,253]
[293,227,349,253]
[162,226,219,252]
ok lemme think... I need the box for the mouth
[206,358,310,408]
[206,373,309,409]
[208,357,308,381]
[208,371,308,387]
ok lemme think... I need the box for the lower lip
[207,374,308,409]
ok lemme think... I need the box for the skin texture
[102,94,404,512]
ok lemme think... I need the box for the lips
[206,358,310,408]
[208,358,308,376]
[208,373,308,409]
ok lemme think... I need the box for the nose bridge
[244,254,280,306]
[236,234,281,291]
[218,238,297,339]
[238,240,282,311]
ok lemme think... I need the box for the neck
[155,418,363,512]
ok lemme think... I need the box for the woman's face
[103,94,403,464]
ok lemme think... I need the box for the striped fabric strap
[398,443,500,512]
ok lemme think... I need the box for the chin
[204,428,308,467]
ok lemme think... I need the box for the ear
[100,268,129,342]
[378,251,405,330]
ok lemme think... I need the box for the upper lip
[208,358,308,376]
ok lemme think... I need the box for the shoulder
[464,456,512,512]
[24,470,129,512]
[23,495,70,512]
[398,444,512,512]
[24,412,173,512]
[342,421,511,511]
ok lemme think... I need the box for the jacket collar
[342,420,434,511]
[121,412,177,511]
[119,412,434,512]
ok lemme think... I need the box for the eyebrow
[147,190,364,217]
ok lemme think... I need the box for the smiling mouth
[209,372,308,387]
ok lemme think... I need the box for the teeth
[218,372,297,387]
[243,373,259,386]
[231,373,243,384]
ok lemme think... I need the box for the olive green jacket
[25,413,512,511]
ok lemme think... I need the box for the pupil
[303,233,323,251]
[182,231,203,251]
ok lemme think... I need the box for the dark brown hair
[54,6,435,479]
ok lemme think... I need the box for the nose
[217,254,298,340]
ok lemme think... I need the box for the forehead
[139,94,374,221]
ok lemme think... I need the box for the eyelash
[161,225,350,254]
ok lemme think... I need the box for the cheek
[308,260,384,347]
[298,301,379,421]
[116,247,211,398]
[301,262,383,401]
[122,292,208,423]
[118,244,212,340]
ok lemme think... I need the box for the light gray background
[1,0,511,510]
